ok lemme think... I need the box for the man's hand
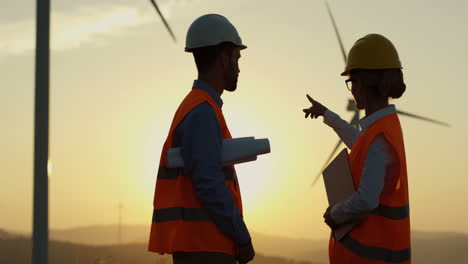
[323,205,339,230]
[237,240,255,264]
[303,94,328,119]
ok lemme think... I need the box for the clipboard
[322,148,357,240]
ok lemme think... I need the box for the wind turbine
[32,0,50,263]
[32,1,176,263]
[310,1,451,186]
[117,202,124,246]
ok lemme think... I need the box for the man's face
[223,47,241,92]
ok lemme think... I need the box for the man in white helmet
[148,14,255,264]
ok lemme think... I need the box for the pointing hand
[303,94,328,119]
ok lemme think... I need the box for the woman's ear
[378,78,392,97]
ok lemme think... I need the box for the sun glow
[47,159,52,178]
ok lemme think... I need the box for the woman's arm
[330,135,397,225]
[303,95,359,148]
[323,110,360,148]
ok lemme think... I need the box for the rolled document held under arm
[166,137,271,168]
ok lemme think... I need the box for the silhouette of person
[148,14,254,264]
[303,34,411,264]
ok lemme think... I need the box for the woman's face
[349,75,366,110]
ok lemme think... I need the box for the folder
[322,148,357,241]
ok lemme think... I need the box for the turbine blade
[311,112,358,187]
[350,111,359,129]
[325,0,347,64]
[396,110,450,127]
[311,139,343,186]
[149,0,177,42]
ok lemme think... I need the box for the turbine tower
[32,1,176,263]
[32,0,50,263]
[118,202,124,246]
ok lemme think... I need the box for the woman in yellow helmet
[303,34,411,264]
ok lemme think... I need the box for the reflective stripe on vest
[157,166,236,181]
[153,207,212,222]
[336,234,411,263]
[371,203,409,220]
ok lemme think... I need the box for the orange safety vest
[148,88,243,256]
[329,113,411,264]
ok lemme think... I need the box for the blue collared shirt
[173,80,251,245]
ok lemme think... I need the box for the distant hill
[50,225,147,245]
[48,225,327,261]
[254,231,468,263]
[411,231,468,263]
[252,232,327,263]
[4,226,468,263]
[50,225,328,263]
[0,229,22,240]
[0,235,318,264]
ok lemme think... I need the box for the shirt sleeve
[323,109,360,149]
[179,103,251,245]
[330,135,397,225]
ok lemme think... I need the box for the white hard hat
[185,14,247,52]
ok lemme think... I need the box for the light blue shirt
[323,105,398,224]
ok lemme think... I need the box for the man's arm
[178,103,251,245]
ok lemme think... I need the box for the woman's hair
[352,69,406,99]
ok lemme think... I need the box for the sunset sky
[2,0,468,241]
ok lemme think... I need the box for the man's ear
[219,49,230,69]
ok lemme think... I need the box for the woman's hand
[323,205,339,230]
[303,94,328,119]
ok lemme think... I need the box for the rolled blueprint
[166,137,271,168]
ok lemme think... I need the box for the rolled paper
[166,137,270,168]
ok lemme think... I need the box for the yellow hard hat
[341,34,402,76]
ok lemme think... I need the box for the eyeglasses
[345,78,355,91]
